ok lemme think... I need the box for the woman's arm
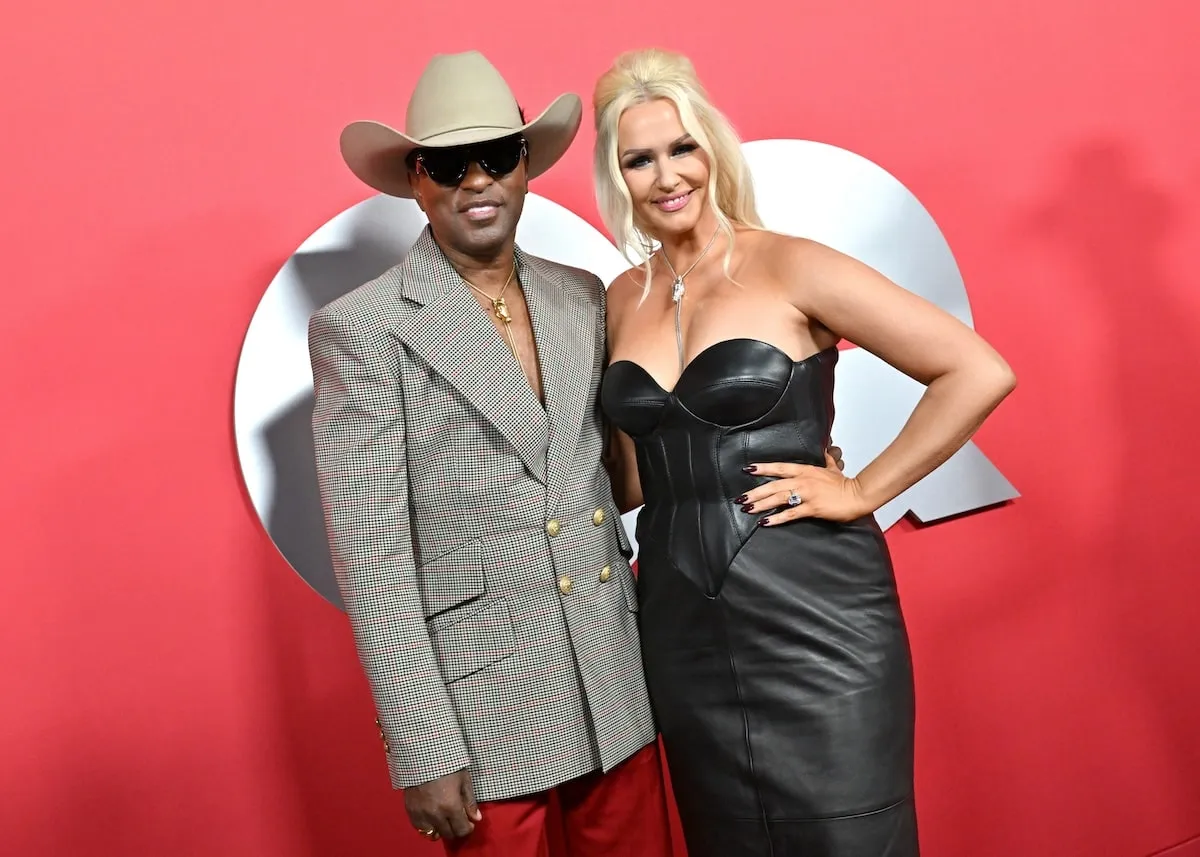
[604,423,644,514]
[745,236,1016,523]
[600,269,647,514]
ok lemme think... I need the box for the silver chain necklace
[659,226,720,304]
[659,226,720,370]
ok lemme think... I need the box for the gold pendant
[493,297,512,324]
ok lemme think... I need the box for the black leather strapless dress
[601,339,918,857]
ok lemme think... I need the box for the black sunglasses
[411,135,527,187]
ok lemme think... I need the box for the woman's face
[616,98,712,241]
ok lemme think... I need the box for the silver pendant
[671,278,685,303]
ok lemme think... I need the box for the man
[307,51,673,856]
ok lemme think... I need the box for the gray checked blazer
[307,226,656,801]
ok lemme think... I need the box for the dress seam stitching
[719,605,776,857]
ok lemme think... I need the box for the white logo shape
[234,141,1016,607]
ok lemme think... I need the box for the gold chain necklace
[462,261,526,379]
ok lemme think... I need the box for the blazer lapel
[395,229,549,483]
[519,249,596,510]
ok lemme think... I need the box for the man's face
[408,135,529,260]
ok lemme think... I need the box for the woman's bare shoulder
[605,265,651,318]
[752,230,833,267]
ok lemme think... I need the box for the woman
[593,49,1015,857]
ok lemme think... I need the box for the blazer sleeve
[308,306,471,789]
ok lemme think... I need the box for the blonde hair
[592,48,763,292]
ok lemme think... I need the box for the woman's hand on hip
[736,452,871,525]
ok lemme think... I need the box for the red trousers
[443,742,674,857]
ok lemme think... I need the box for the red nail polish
[759,517,771,526]
[734,494,748,504]
[742,465,757,474]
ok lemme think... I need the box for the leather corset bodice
[601,338,839,595]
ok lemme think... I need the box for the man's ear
[407,170,424,209]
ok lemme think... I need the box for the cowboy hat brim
[340,93,583,199]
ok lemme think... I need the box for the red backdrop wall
[3,2,1199,855]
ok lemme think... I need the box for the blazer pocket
[416,540,485,619]
[428,597,516,685]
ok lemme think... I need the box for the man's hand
[827,444,845,472]
[405,769,481,842]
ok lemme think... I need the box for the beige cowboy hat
[340,51,583,199]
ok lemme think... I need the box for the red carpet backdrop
[2,2,1198,856]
